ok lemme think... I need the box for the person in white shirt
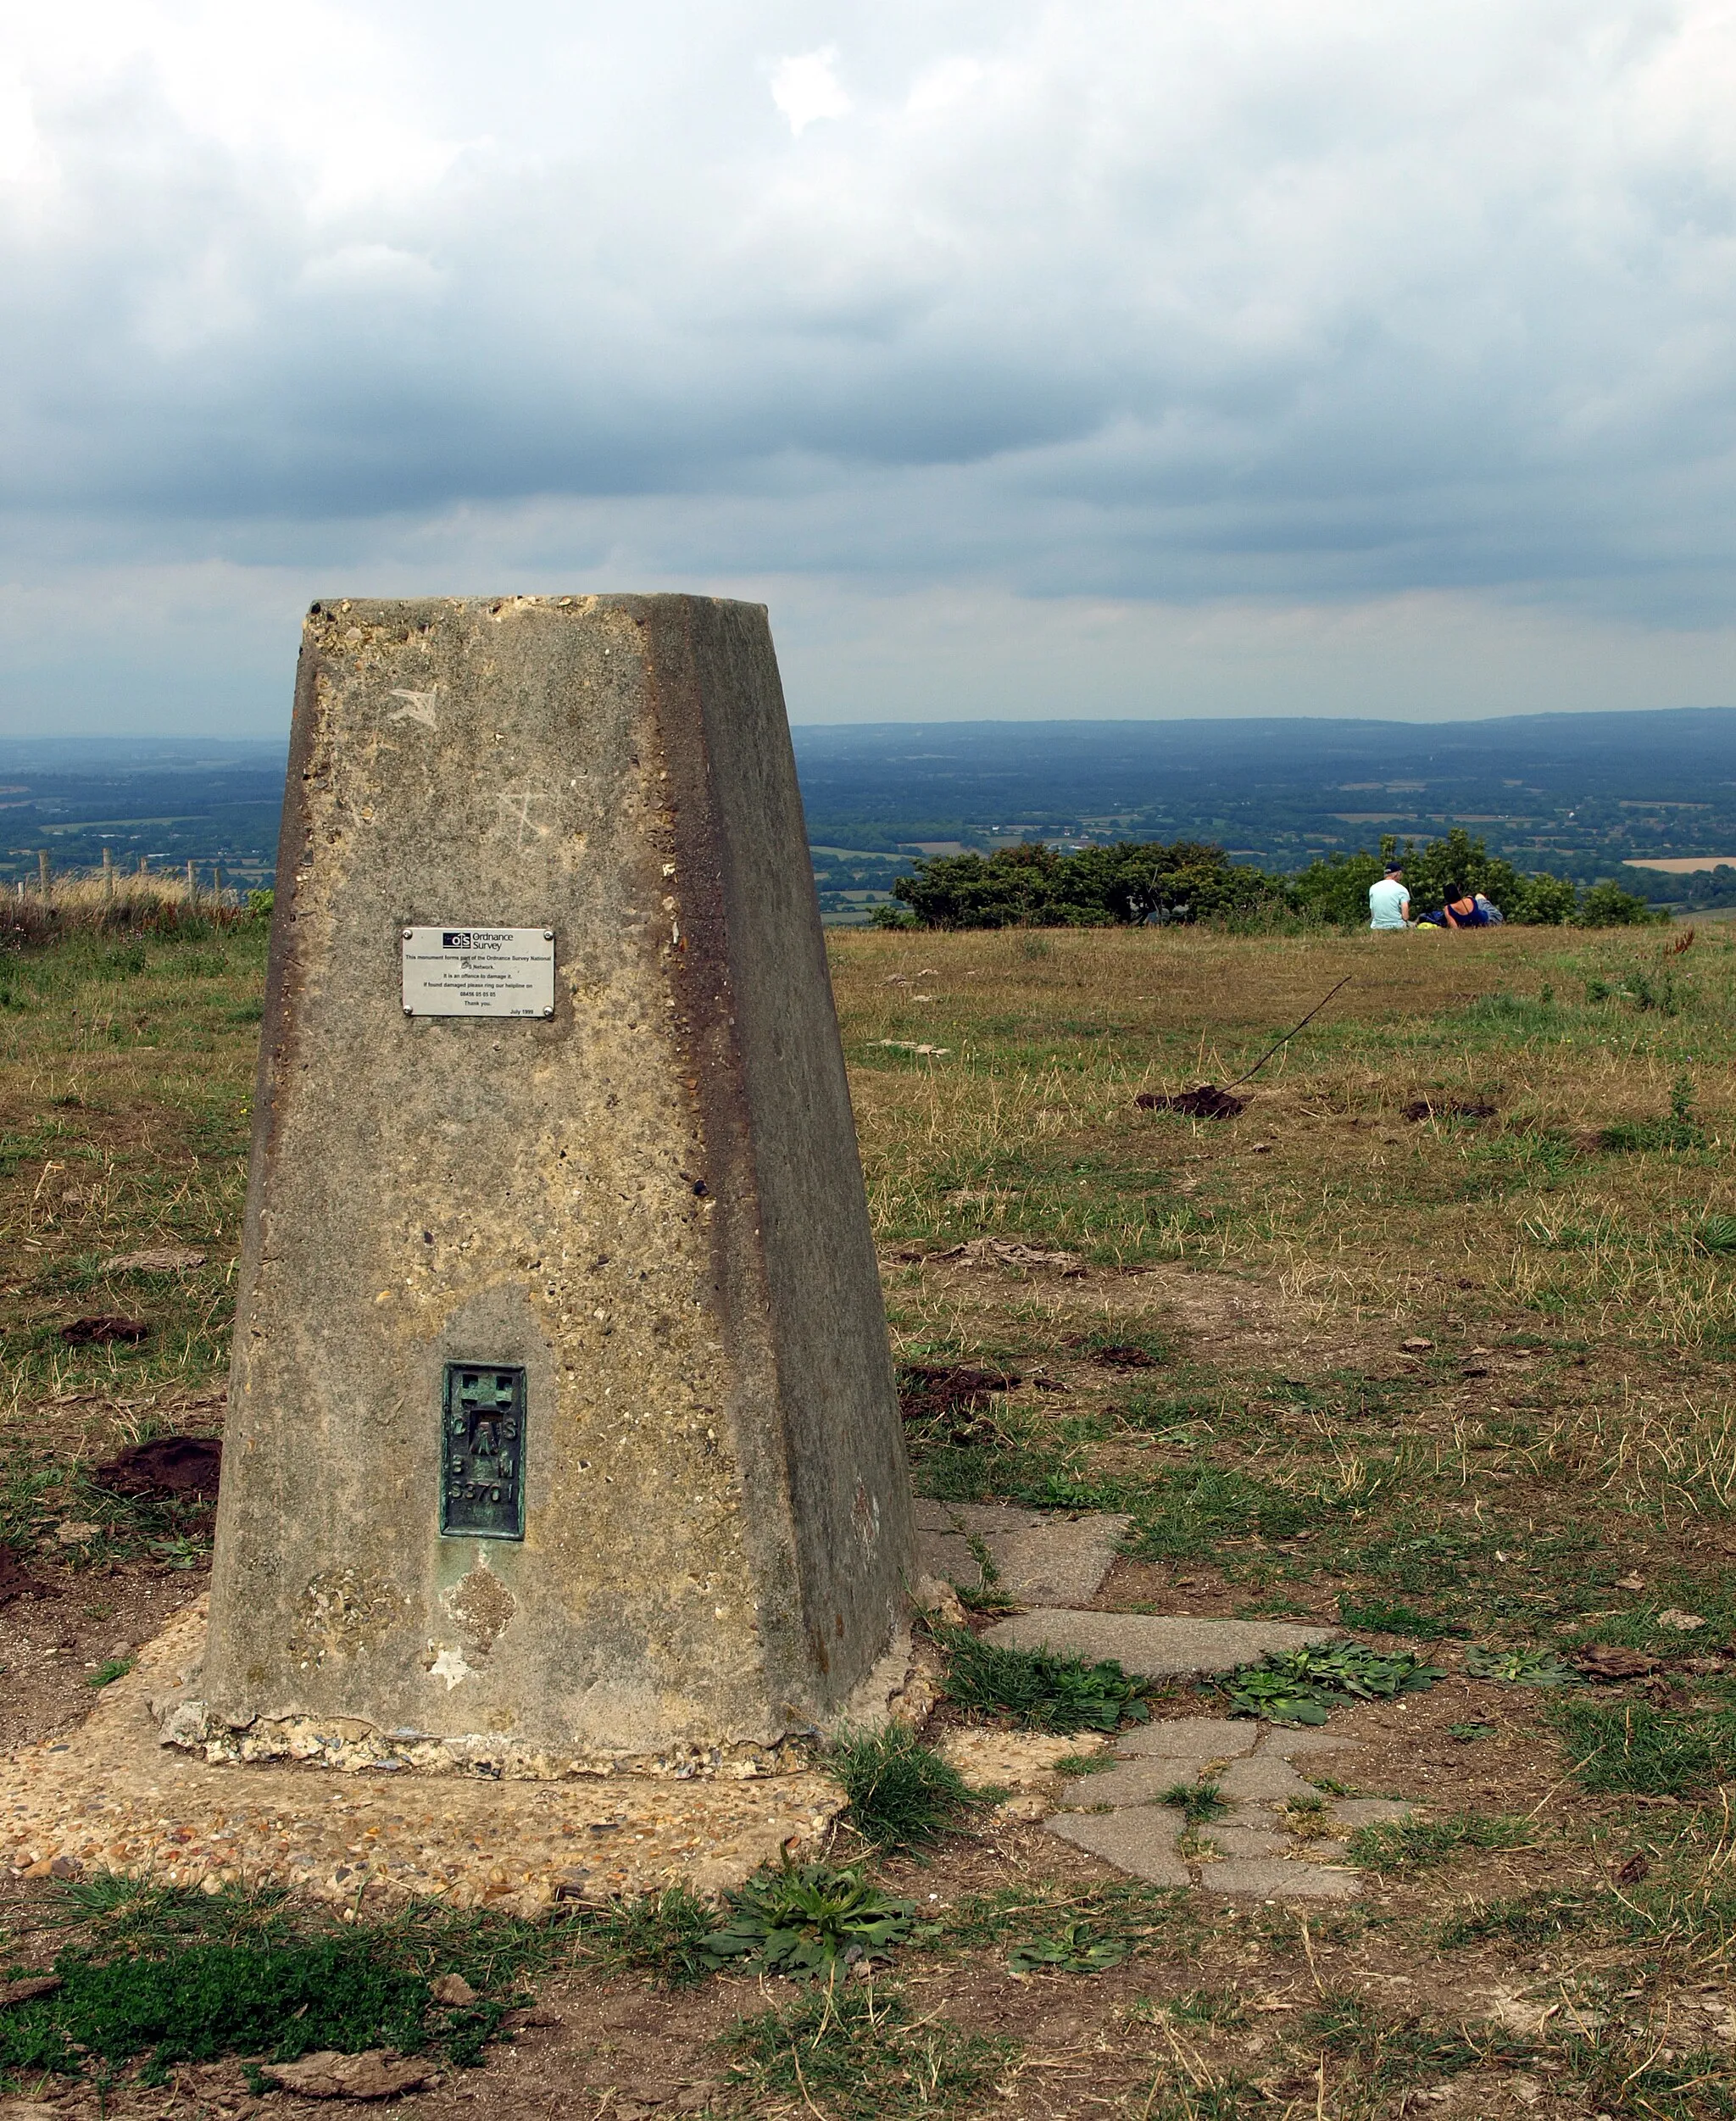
[1368,861,1411,930]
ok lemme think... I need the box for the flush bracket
[440,1363,526,1539]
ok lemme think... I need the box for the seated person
[1418,883,1488,928]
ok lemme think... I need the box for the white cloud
[769,47,852,136]
[1,0,1734,730]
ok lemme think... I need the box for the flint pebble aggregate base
[2,1607,846,1915]
[4,1567,1414,1909]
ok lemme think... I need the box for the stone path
[964,1599,1411,1899]
[914,1502,1131,1607]
[981,1606,1333,1673]
[1046,1713,1411,1898]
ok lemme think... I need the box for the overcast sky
[3,0,1735,732]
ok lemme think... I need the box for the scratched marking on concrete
[497,786,556,847]
[388,688,439,727]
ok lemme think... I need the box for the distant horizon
[5,699,1736,756]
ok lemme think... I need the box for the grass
[1555,1700,1736,1796]
[1164,1987,1248,2028]
[718,1984,1012,2121]
[19,918,1736,2102]
[1344,1812,1536,1872]
[0,1876,559,2090]
[1158,1778,1229,1824]
[832,1724,980,1851]
[0,915,266,1427]
[1437,1889,1601,1950]
[569,1884,723,1989]
[1336,1595,1459,1639]
[935,1623,1153,1731]
[923,1881,1196,1955]
[1299,1992,1499,2094]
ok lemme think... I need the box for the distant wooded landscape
[5,708,1736,922]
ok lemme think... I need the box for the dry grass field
[6,916,1736,2118]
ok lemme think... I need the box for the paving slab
[912,1504,1130,1607]
[1045,1808,1190,1886]
[1270,1730,1361,1758]
[981,1611,1336,1676]
[1200,1825,1291,1861]
[1060,1760,1214,1808]
[1205,1859,1360,1899]
[1215,1755,1319,1803]
[1111,1717,1256,1761]
[1329,1798,1415,1828]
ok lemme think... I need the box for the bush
[1577,879,1666,927]
[883,824,1650,932]
[887,840,1294,930]
[1276,827,1594,931]
[1508,871,1580,924]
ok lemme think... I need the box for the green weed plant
[1005,1921,1130,1974]
[704,1860,915,1979]
[1220,1641,1444,1725]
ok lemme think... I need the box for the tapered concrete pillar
[199,595,912,1772]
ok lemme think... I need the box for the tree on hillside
[877,840,1293,929]
[1290,828,1657,928]
[876,827,1661,931]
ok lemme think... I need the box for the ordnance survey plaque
[401,927,556,1018]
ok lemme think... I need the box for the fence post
[185,859,197,903]
[37,850,50,905]
[213,862,224,904]
[103,846,114,905]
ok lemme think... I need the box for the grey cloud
[3,0,1736,729]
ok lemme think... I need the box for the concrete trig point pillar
[200,594,914,1773]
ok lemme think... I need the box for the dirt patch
[58,1316,148,1344]
[898,1363,1019,1445]
[88,1433,222,1500]
[0,1564,204,1751]
[1136,1084,1248,1118]
[0,1547,52,1607]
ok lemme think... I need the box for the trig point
[198,594,914,1773]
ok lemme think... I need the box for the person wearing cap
[1368,860,1411,931]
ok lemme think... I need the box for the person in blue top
[1368,861,1410,930]
[1417,883,1490,929]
